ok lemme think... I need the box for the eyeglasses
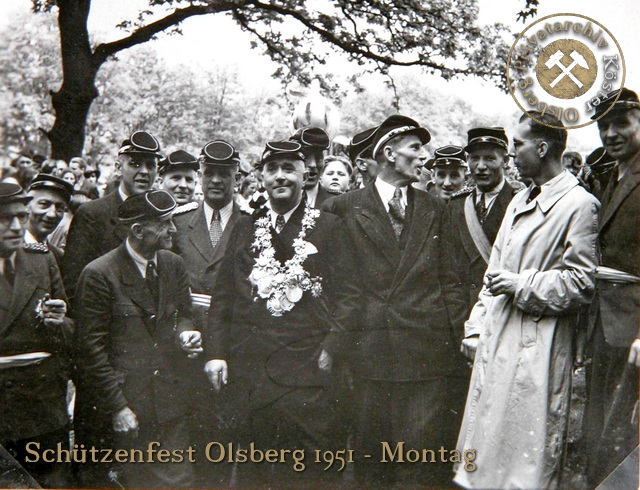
[0,212,30,228]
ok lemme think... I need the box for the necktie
[476,192,488,224]
[527,186,541,204]
[275,214,286,234]
[146,260,159,301]
[3,258,14,286]
[388,187,405,240]
[209,209,223,248]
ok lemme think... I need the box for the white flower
[257,277,273,298]
[286,285,303,303]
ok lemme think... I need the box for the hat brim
[159,162,200,174]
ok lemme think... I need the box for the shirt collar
[125,238,157,278]
[24,229,41,244]
[305,185,319,207]
[375,177,408,211]
[476,178,505,203]
[269,204,299,229]
[118,184,130,203]
[203,200,234,230]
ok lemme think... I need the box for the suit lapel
[601,156,640,230]
[271,201,306,262]
[392,189,434,288]
[117,245,157,318]
[483,182,513,244]
[108,192,127,242]
[188,203,215,262]
[3,250,42,333]
[355,185,401,266]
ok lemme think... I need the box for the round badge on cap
[200,140,240,165]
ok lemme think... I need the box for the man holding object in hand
[455,112,599,488]
[74,190,200,488]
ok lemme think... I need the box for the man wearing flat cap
[455,112,599,488]
[323,115,469,487]
[0,183,74,488]
[290,126,332,207]
[74,190,200,488]
[62,130,162,302]
[171,140,244,485]
[25,173,74,267]
[429,145,468,199]
[583,87,640,486]
[158,150,199,205]
[448,128,518,315]
[204,140,360,486]
[348,126,379,188]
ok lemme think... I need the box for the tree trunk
[48,0,99,161]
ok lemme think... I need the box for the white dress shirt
[125,238,157,279]
[375,177,408,213]
[476,179,505,214]
[203,200,234,232]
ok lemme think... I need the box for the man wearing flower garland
[204,140,360,486]
[322,115,469,487]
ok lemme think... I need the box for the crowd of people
[0,87,639,489]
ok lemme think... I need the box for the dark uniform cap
[118,130,162,157]
[28,173,75,204]
[585,147,617,176]
[465,127,509,152]
[289,127,330,150]
[158,150,199,175]
[260,140,306,166]
[432,145,468,169]
[591,87,640,120]
[371,115,431,159]
[199,140,240,166]
[118,190,176,223]
[348,127,377,162]
[0,182,32,205]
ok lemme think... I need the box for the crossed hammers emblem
[545,49,590,88]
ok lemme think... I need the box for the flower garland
[248,206,323,316]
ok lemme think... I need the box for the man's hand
[112,406,138,436]
[318,349,332,372]
[628,339,640,367]
[42,297,67,328]
[179,330,203,358]
[204,359,228,392]
[485,270,519,297]
[461,335,480,361]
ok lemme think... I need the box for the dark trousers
[584,322,639,487]
[353,377,467,488]
[3,427,71,488]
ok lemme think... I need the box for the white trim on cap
[372,125,416,159]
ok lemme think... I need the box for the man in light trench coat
[454,112,600,488]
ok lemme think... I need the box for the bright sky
[2,0,639,152]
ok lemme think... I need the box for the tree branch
[93,1,241,64]
[247,0,470,74]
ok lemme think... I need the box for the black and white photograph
[0,0,639,488]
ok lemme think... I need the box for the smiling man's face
[262,156,307,214]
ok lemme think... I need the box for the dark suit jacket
[0,248,73,441]
[206,202,361,408]
[597,152,640,346]
[448,182,516,314]
[306,185,332,208]
[62,190,126,303]
[74,244,196,425]
[323,185,468,381]
[172,202,242,295]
